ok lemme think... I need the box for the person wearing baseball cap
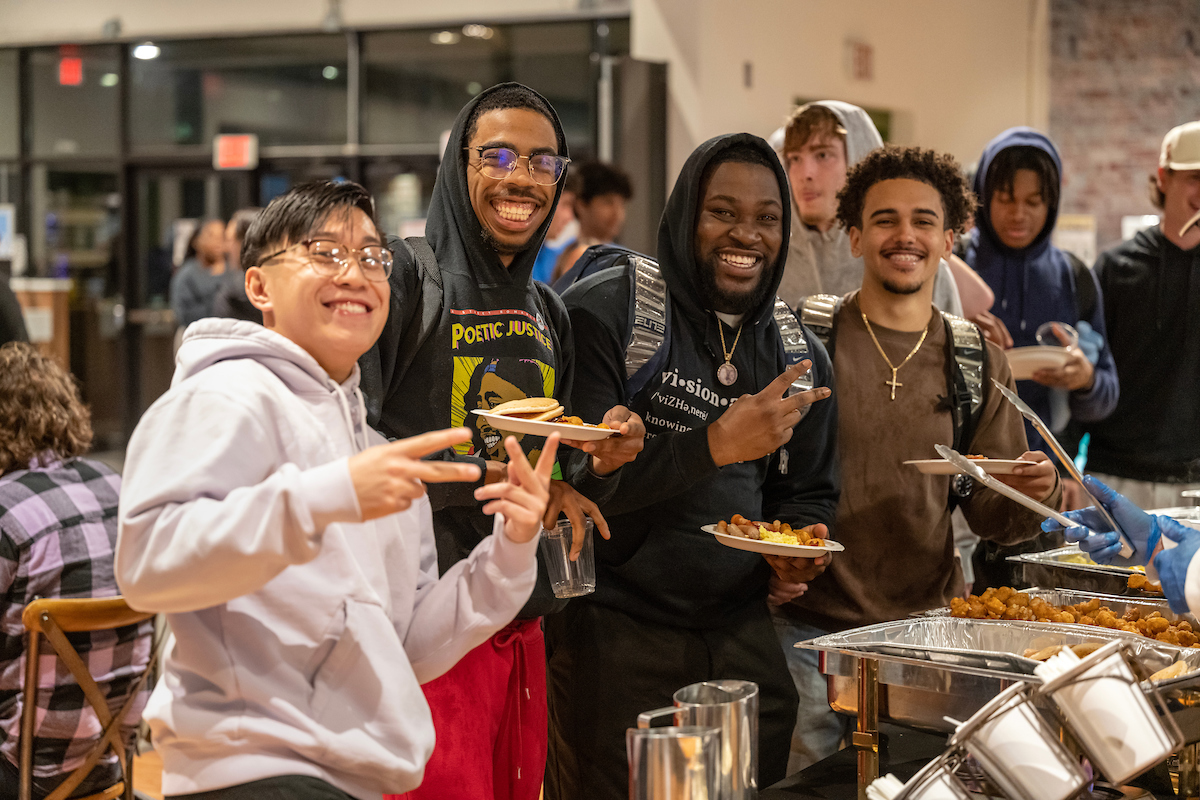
[1067,120,1200,510]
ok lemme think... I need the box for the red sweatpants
[391,618,547,800]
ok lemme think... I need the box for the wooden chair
[19,597,158,800]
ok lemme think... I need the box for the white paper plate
[702,525,845,557]
[904,458,1035,475]
[1006,346,1073,380]
[471,410,618,441]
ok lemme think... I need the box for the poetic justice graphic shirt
[448,306,558,467]
[360,84,615,617]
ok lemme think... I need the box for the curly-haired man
[772,146,1060,771]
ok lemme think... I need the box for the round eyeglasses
[466,146,570,185]
[260,239,393,282]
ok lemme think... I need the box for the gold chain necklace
[715,315,744,386]
[861,311,929,400]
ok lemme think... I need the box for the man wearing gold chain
[771,146,1062,772]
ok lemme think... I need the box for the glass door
[128,168,251,424]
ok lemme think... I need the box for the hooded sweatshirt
[771,101,963,315]
[561,133,840,628]
[360,84,613,618]
[965,128,1118,451]
[116,319,538,799]
[1080,226,1200,482]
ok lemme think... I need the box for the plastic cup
[1039,641,1177,785]
[1035,321,1079,349]
[539,518,595,598]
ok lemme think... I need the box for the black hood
[425,82,569,286]
[657,132,792,326]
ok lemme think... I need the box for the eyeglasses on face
[465,146,570,185]
[260,238,393,282]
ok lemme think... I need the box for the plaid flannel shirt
[0,455,153,779]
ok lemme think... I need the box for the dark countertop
[762,723,1176,800]
[763,724,947,799]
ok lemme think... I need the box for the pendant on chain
[717,361,738,386]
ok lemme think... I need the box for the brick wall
[1051,0,1200,251]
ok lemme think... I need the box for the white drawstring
[330,380,366,454]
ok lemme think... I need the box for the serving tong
[989,379,1134,560]
[934,444,1079,533]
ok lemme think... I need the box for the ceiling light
[462,24,494,40]
[132,42,160,60]
[322,66,339,80]
[430,30,460,45]
[100,73,119,87]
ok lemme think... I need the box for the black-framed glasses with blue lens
[260,238,393,282]
[466,146,571,185]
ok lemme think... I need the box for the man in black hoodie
[1074,121,1200,505]
[545,134,839,798]
[360,84,644,800]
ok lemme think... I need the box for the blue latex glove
[1040,475,1160,567]
[1075,320,1103,365]
[1152,520,1200,614]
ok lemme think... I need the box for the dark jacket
[0,279,27,347]
[561,133,840,629]
[359,84,614,618]
[1078,226,1200,482]
[965,128,1118,450]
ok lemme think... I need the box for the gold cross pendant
[885,369,901,400]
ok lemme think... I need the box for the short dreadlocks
[836,145,976,234]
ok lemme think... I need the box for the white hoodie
[116,319,538,799]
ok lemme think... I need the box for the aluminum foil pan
[1008,545,1152,595]
[915,587,1198,627]
[808,616,1200,737]
[800,616,1198,682]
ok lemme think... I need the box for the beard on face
[697,252,777,315]
[477,186,548,257]
[479,226,534,257]
[880,276,926,296]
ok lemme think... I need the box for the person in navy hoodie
[964,128,1118,452]
[963,128,1119,587]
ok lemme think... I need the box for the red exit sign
[213,134,259,170]
[58,57,83,86]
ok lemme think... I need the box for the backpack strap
[942,312,987,452]
[552,243,644,295]
[623,255,672,399]
[942,312,989,506]
[798,293,841,359]
[773,298,814,396]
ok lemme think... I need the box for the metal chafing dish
[1011,511,1200,595]
[1008,545,1148,595]
[800,616,1200,735]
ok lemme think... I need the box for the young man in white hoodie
[116,180,554,800]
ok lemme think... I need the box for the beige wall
[3,0,1052,189]
[0,0,629,44]
[632,0,1051,183]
